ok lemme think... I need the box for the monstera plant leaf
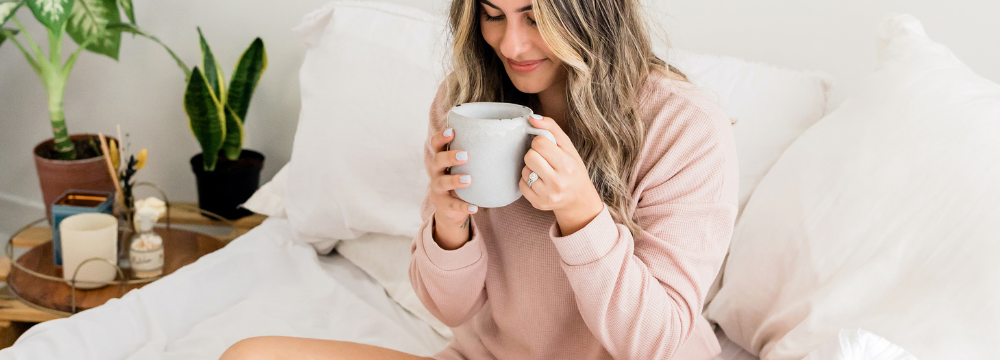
[0,28,16,49]
[185,67,227,171]
[66,0,120,59]
[25,0,73,33]
[1,1,21,25]
[2,2,23,50]
[107,22,188,77]
[197,27,225,103]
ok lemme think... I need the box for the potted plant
[0,0,183,220]
[183,28,267,219]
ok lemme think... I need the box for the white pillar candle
[59,213,118,289]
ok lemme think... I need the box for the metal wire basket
[5,190,236,315]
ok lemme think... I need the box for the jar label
[130,249,163,273]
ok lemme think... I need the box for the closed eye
[482,12,536,26]
[483,12,505,22]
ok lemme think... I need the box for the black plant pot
[190,150,265,220]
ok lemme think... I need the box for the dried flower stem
[97,133,125,206]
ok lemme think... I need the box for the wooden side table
[0,203,266,348]
[7,202,266,250]
[161,202,267,242]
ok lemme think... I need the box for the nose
[499,20,531,60]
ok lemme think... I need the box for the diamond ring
[526,172,539,188]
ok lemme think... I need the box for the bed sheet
[315,250,450,352]
[716,326,759,360]
[0,217,757,360]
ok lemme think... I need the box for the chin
[505,68,556,94]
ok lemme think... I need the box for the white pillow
[242,164,288,218]
[661,48,833,309]
[663,49,833,219]
[706,13,1000,360]
[285,1,446,248]
[283,1,454,336]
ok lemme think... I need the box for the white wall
[648,0,1000,107]
[2,0,997,237]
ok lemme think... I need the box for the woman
[221,0,737,358]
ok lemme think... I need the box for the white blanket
[0,219,447,360]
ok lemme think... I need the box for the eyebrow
[479,0,533,13]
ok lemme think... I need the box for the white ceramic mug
[448,102,556,208]
[60,213,118,289]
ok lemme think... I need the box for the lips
[507,59,545,73]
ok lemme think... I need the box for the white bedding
[0,218,760,360]
[0,219,447,359]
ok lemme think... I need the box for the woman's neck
[536,80,569,129]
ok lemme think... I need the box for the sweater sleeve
[409,84,489,327]
[549,91,739,359]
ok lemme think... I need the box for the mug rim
[450,102,532,120]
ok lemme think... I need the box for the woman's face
[479,0,566,94]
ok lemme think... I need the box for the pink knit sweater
[410,72,739,360]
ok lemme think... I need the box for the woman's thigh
[219,336,433,360]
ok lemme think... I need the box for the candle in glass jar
[60,213,118,289]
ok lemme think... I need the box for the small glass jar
[117,205,135,270]
[129,211,163,278]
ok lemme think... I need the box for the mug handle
[526,127,556,144]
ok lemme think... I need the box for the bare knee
[220,336,283,360]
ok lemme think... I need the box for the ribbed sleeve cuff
[421,216,486,271]
[549,204,620,266]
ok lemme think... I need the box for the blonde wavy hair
[445,0,687,234]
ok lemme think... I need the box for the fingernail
[459,175,471,183]
[456,151,468,161]
[443,128,453,137]
[468,205,478,212]
[530,114,543,120]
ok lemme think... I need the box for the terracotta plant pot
[190,150,265,220]
[34,134,117,222]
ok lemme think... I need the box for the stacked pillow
[706,14,1000,360]
[661,48,833,220]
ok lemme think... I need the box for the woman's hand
[429,127,479,250]
[519,114,605,236]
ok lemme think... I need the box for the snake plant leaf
[227,37,266,123]
[25,0,72,33]
[197,27,225,102]
[1,1,23,26]
[67,0,121,60]
[222,105,244,161]
[106,22,189,77]
[0,28,16,49]
[185,67,227,171]
[115,0,130,23]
